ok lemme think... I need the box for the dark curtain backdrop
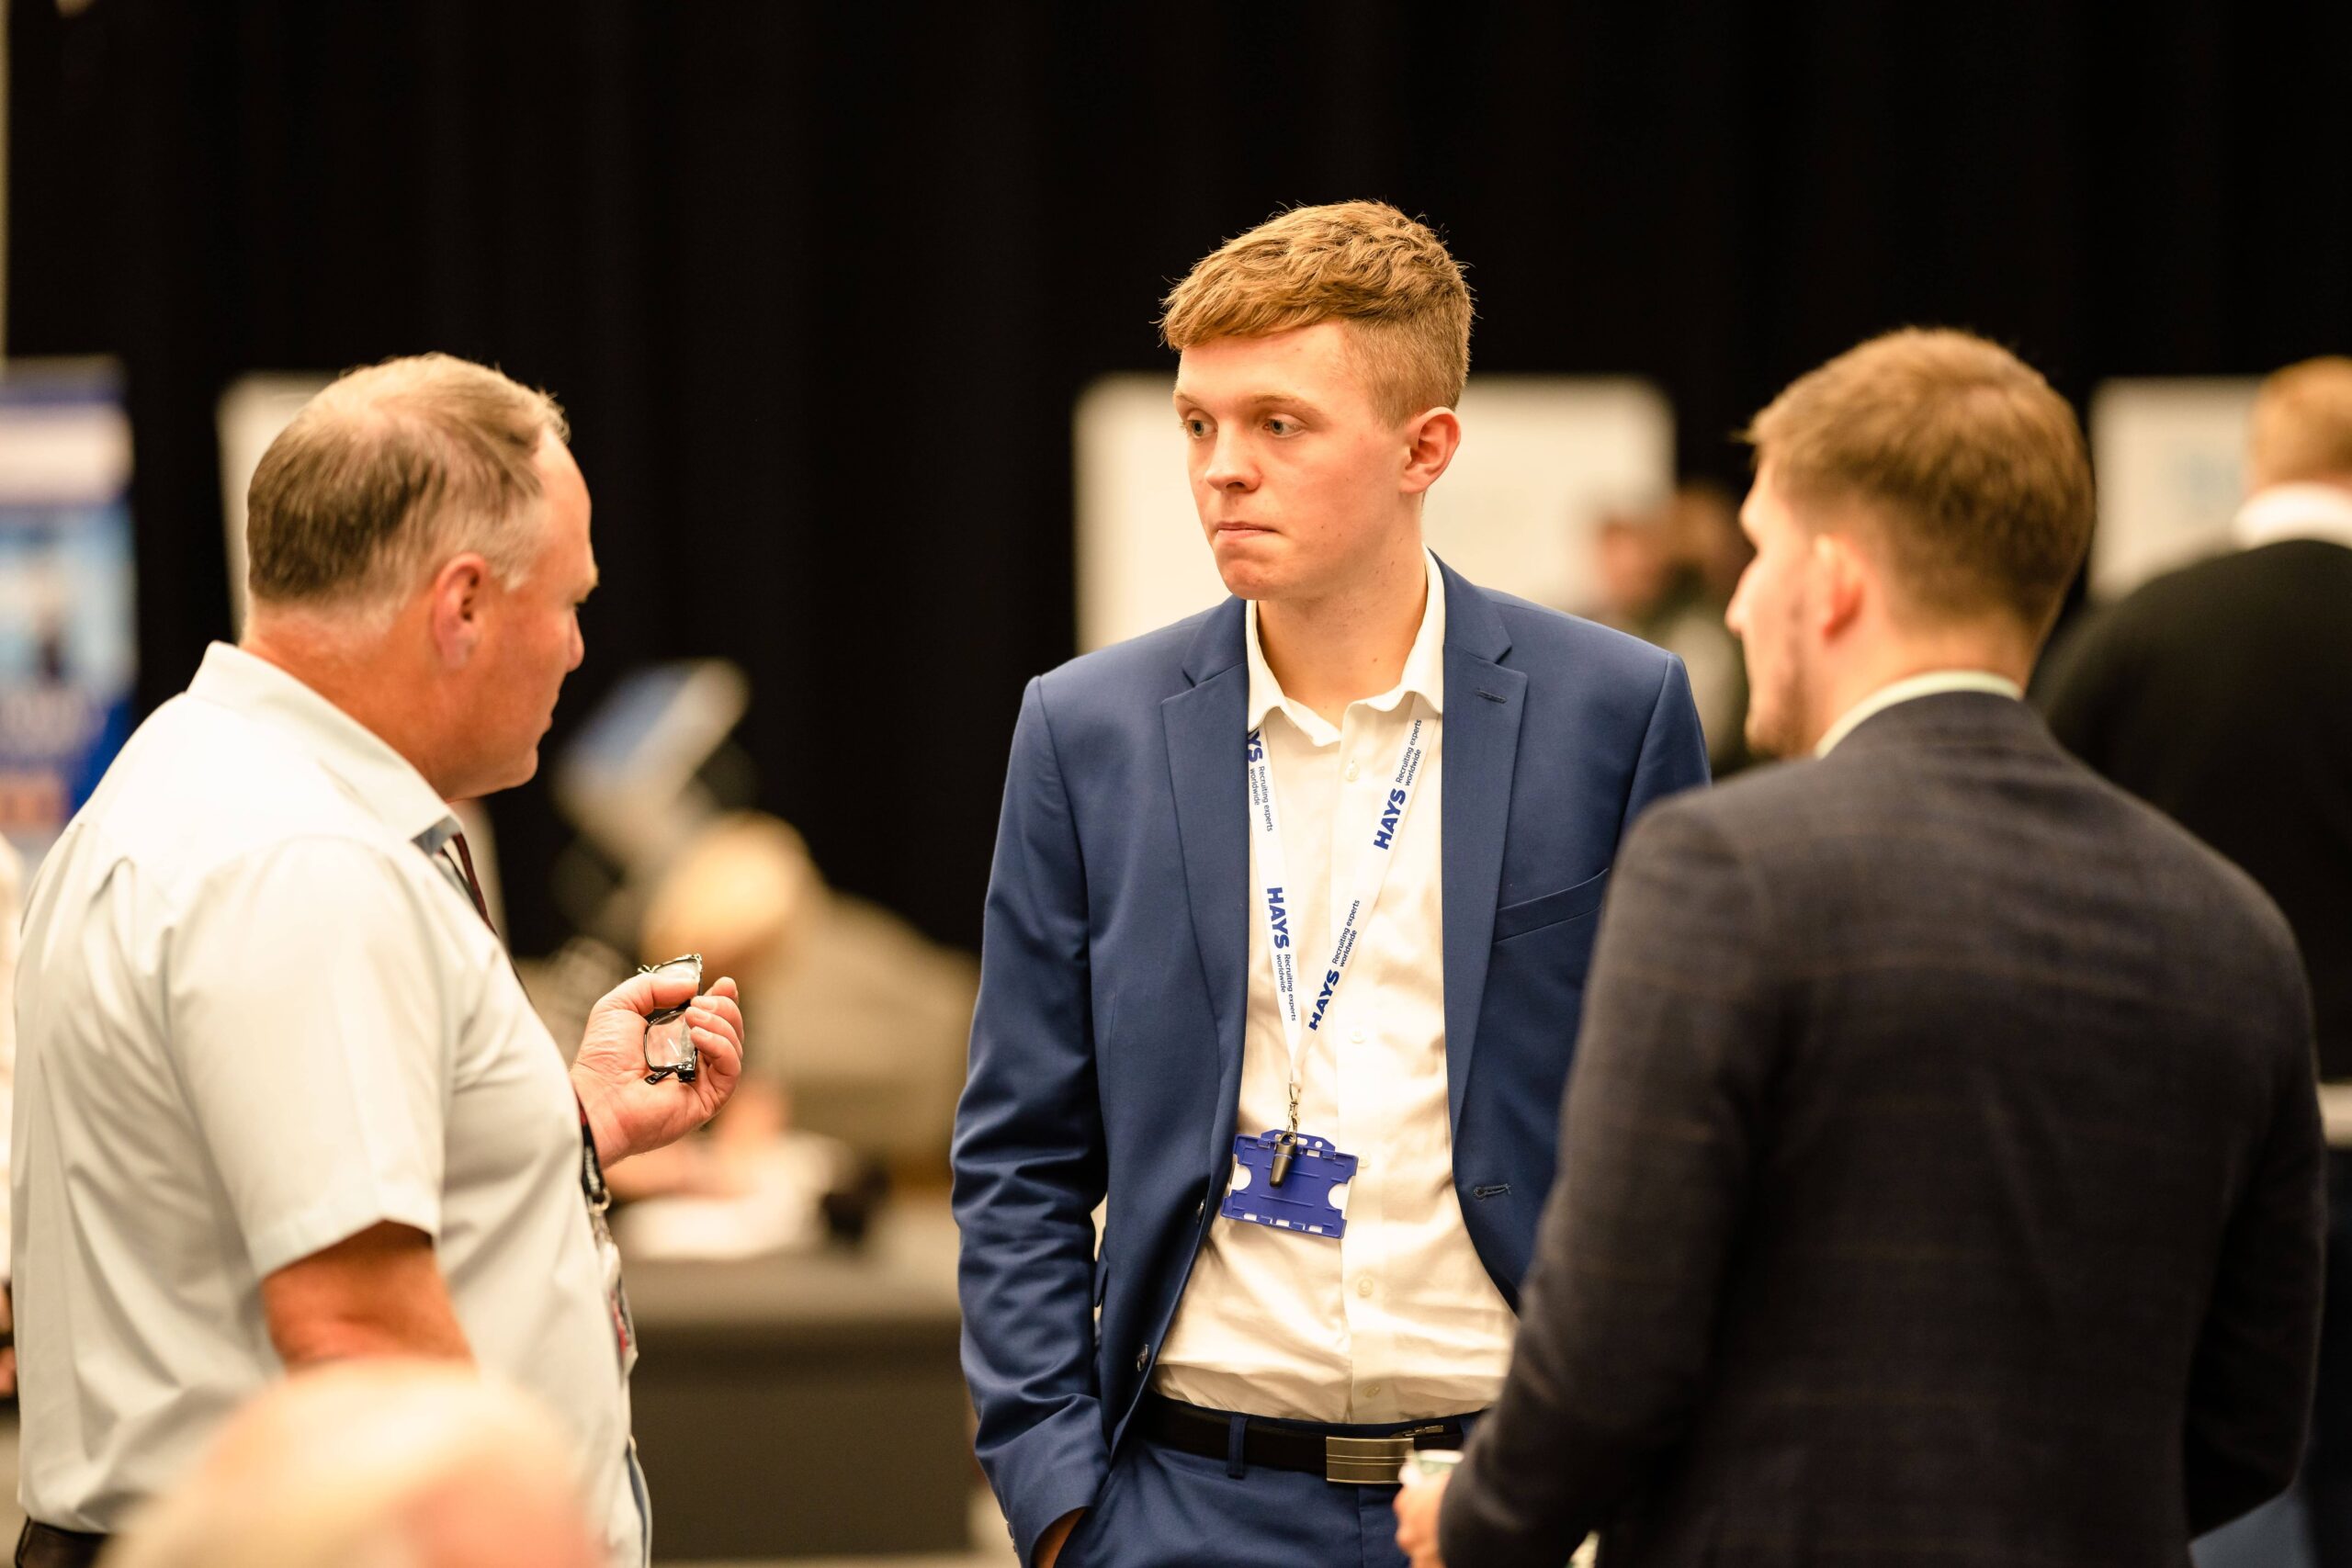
[11,0,2350,955]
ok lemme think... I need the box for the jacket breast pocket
[1491,868,1610,943]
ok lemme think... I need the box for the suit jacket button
[1194,1200,1205,1220]
[1135,1344,1151,1371]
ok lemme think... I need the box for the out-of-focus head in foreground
[101,1360,602,1568]
[242,353,595,801]
[1730,327,2093,758]
[1162,200,1472,605]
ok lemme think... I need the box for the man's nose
[1202,431,1255,491]
[1724,570,1752,639]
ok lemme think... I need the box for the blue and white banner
[0,362,135,870]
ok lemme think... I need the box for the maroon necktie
[441,829,497,938]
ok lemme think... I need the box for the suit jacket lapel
[1438,564,1524,1137]
[1164,601,1252,1168]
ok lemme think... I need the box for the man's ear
[1399,407,1463,498]
[426,554,493,669]
[1811,531,1868,641]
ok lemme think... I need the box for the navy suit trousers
[1062,1408,1483,1568]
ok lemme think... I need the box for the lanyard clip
[1270,1131,1296,1187]
[1271,1081,1303,1185]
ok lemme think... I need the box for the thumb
[597,970,698,1020]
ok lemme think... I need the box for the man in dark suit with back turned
[2040,355,2352,1567]
[1396,328,2327,1568]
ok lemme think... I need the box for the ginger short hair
[246,354,570,614]
[1159,200,1473,423]
[1745,328,2094,637]
[2246,355,2352,491]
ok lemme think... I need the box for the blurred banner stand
[0,359,135,872]
[2087,378,2261,601]
[1076,374,1675,651]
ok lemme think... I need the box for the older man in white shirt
[11,355,744,1568]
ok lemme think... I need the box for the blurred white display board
[2086,378,2259,601]
[217,372,332,635]
[1075,374,1674,652]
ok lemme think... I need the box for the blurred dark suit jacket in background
[2039,536,2352,1083]
[2038,524,2352,1562]
[1441,692,2326,1568]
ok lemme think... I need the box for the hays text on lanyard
[1221,706,1433,1242]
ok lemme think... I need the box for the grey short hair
[245,354,570,612]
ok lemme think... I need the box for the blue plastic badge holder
[1220,1131,1357,1240]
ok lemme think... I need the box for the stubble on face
[1730,466,1823,761]
[1742,625,1815,761]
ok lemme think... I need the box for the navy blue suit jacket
[952,559,1710,1562]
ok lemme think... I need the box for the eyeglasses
[639,952,705,1084]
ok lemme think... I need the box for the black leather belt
[1136,1393,1476,1484]
[16,1521,107,1568]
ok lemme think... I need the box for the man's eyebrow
[1171,387,1329,418]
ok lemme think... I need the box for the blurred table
[627,1197,974,1561]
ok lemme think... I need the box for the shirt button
[1363,1383,1384,1399]
[1350,1027,1367,1043]
[1344,760,1360,782]
[1356,1276,1374,1298]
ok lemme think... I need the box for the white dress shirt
[2233,481,2352,552]
[12,644,644,1565]
[1814,670,2026,757]
[1154,550,1517,1423]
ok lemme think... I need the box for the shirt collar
[1245,548,1447,742]
[2233,482,2352,552]
[1815,670,2025,758]
[187,643,463,849]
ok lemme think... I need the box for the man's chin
[465,747,539,801]
[1210,557,1294,603]
[1744,714,1804,761]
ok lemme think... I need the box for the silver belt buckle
[1325,1433,1416,1484]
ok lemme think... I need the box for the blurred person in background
[634,811,976,1187]
[955,201,1708,1568]
[102,1361,602,1568]
[1398,329,2324,1567]
[585,812,970,1257]
[11,355,745,1568]
[1589,483,1751,774]
[2040,355,2352,1568]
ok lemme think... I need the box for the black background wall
[11,0,2350,955]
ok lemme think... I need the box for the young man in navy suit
[954,201,1710,1567]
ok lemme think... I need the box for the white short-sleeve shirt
[12,644,643,1564]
